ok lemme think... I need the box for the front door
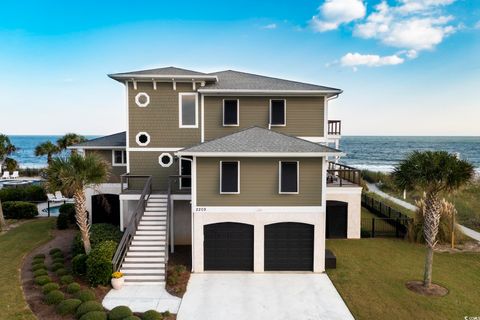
[180,157,192,189]
[326,200,348,238]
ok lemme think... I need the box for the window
[159,153,174,167]
[112,150,127,166]
[180,157,192,189]
[220,161,240,194]
[135,92,150,107]
[223,99,239,126]
[270,99,286,126]
[279,161,299,194]
[136,132,150,146]
[179,93,198,128]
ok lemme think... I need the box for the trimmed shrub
[33,269,48,277]
[44,289,64,305]
[1,201,38,219]
[34,275,52,286]
[53,257,65,264]
[57,212,70,230]
[124,317,141,320]
[61,275,74,285]
[31,263,47,272]
[32,258,45,265]
[76,301,104,318]
[108,306,133,320]
[34,253,46,260]
[42,282,60,295]
[66,282,81,294]
[86,240,117,286]
[52,251,64,259]
[60,203,76,224]
[72,254,88,275]
[76,289,96,302]
[56,298,82,316]
[0,184,46,202]
[49,248,62,255]
[73,223,123,255]
[56,268,68,276]
[142,310,163,320]
[51,262,64,272]
[79,311,107,320]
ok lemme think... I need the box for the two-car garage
[203,222,314,272]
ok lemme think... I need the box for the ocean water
[5,135,480,172]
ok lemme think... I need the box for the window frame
[278,161,299,194]
[269,99,287,127]
[219,161,240,195]
[158,153,174,168]
[222,99,240,127]
[135,92,150,107]
[178,92,199,128]
[135,132,151,146]
[112,150,127,166]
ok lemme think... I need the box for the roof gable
[69,132,126,149]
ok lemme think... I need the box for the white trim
[153,81,157,90]
[158,153,174,167]
[135,132,151,146]
[179,156,193,190]
[179,92,199,128]
[297,136,327,143]
[68,146,126,150]
[112,150,127,166]
[126,82,130,173]
[176,151,345,157]
[201,94,205,143]
[192,206,324,214]
[110,74,219,81]
[222,99,240,126]
[219,160,240,194]
[326,186,363,194]
[129,147,182,152]
[191,156,197,272]
[269,99,286,127]
[198,89,342,95]
[279,161,299,194]
[134,92,150,107]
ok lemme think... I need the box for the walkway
[366,182,480,242]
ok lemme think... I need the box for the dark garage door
[264,223,314,271]
[204,222,254,271]
[92,194,120,226]
[326,201,348,238]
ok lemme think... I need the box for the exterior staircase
[120,194,168,285]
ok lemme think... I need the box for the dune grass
[327,238,480,320]
[0,218,54,320]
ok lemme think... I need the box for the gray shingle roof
[70,132,126,149]
[109,66,208,78]
[202,70,341,92]
[177,127,342,154]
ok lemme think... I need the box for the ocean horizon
[6,135,480,172]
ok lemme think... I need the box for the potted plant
[111,271,124,290]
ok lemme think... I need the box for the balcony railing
[328,120,341,135]
[120,174,152,193]
[327,161,361,187]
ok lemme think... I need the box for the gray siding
[85,149,126,183]
[128,151,178,191]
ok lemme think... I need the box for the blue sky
[0,0,479,135]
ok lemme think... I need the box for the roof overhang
[68,146,126,150]
[108,74,218,82]
[175,151,346,157]
[197,89,343,97]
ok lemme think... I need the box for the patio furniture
[1,171,10,179]
[55,191,74,202]
[11,171,19,179]
[47,193,64,202]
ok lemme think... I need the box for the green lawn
[327,238,480,320]
[0,218,54,320]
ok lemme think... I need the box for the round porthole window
[159,153,174,167]
[136,132,150,146]
[135,92,150,107]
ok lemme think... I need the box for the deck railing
[327,161,361,186]
[328,120,341,135]
[112,175,153,272]
[120,174,152,193]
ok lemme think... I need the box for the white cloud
[397,0,456,13]
[261,23,277,30]
[340,52,405,68]
[310,0,366,32]
[475,21,480,29]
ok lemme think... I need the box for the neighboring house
[70,67,362,285]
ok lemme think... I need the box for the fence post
[395,218,399,238]
[371,218,375,238]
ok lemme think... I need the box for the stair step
[140,221,166,226]
[148,199,167,202]
[142,216,166,221]
[133,235,166,241]
[124,281,166,286]
[130,246,165,251]
[122,262,165,268]
[138,226,166,231]
[147,202,167,206]
[145,208,167,212]
[131,240,166,246]
[143,211,167,216]
[136,230,166,236]
[121,269,165,275]
[127,251,165,257]
[123,275,164,281]
[149,194,167,198]
[124,256,165,262]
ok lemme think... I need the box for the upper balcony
[328,120,341,136]
[327,161,361,187]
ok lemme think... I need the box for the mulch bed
[21,228,109,320]
[405,280,449,297]
[166,245,192,298]
[435,241,480,253]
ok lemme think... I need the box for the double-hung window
[179,93,198,128]
[223,99,239,126]
[112,150,127,166]
[279,161,299,194]
[270,99,286,126]
[220,161,240,194]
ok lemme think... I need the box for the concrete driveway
[177,273,354,320]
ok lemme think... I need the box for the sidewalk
[365,182,480,242]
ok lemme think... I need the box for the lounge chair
[55,191,74,202]
[11,171,19,179]
[47,193,64,202]
[1,171,9,179]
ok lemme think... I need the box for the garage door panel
[265,223,314,271]
[204,222,254,271]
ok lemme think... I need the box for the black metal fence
[361,193,413,238]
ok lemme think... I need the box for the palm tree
[0,134,16,173]
[35,141,60,164]
[393,151,474,288]
[57,133,87,153]
[45,153,110,254]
